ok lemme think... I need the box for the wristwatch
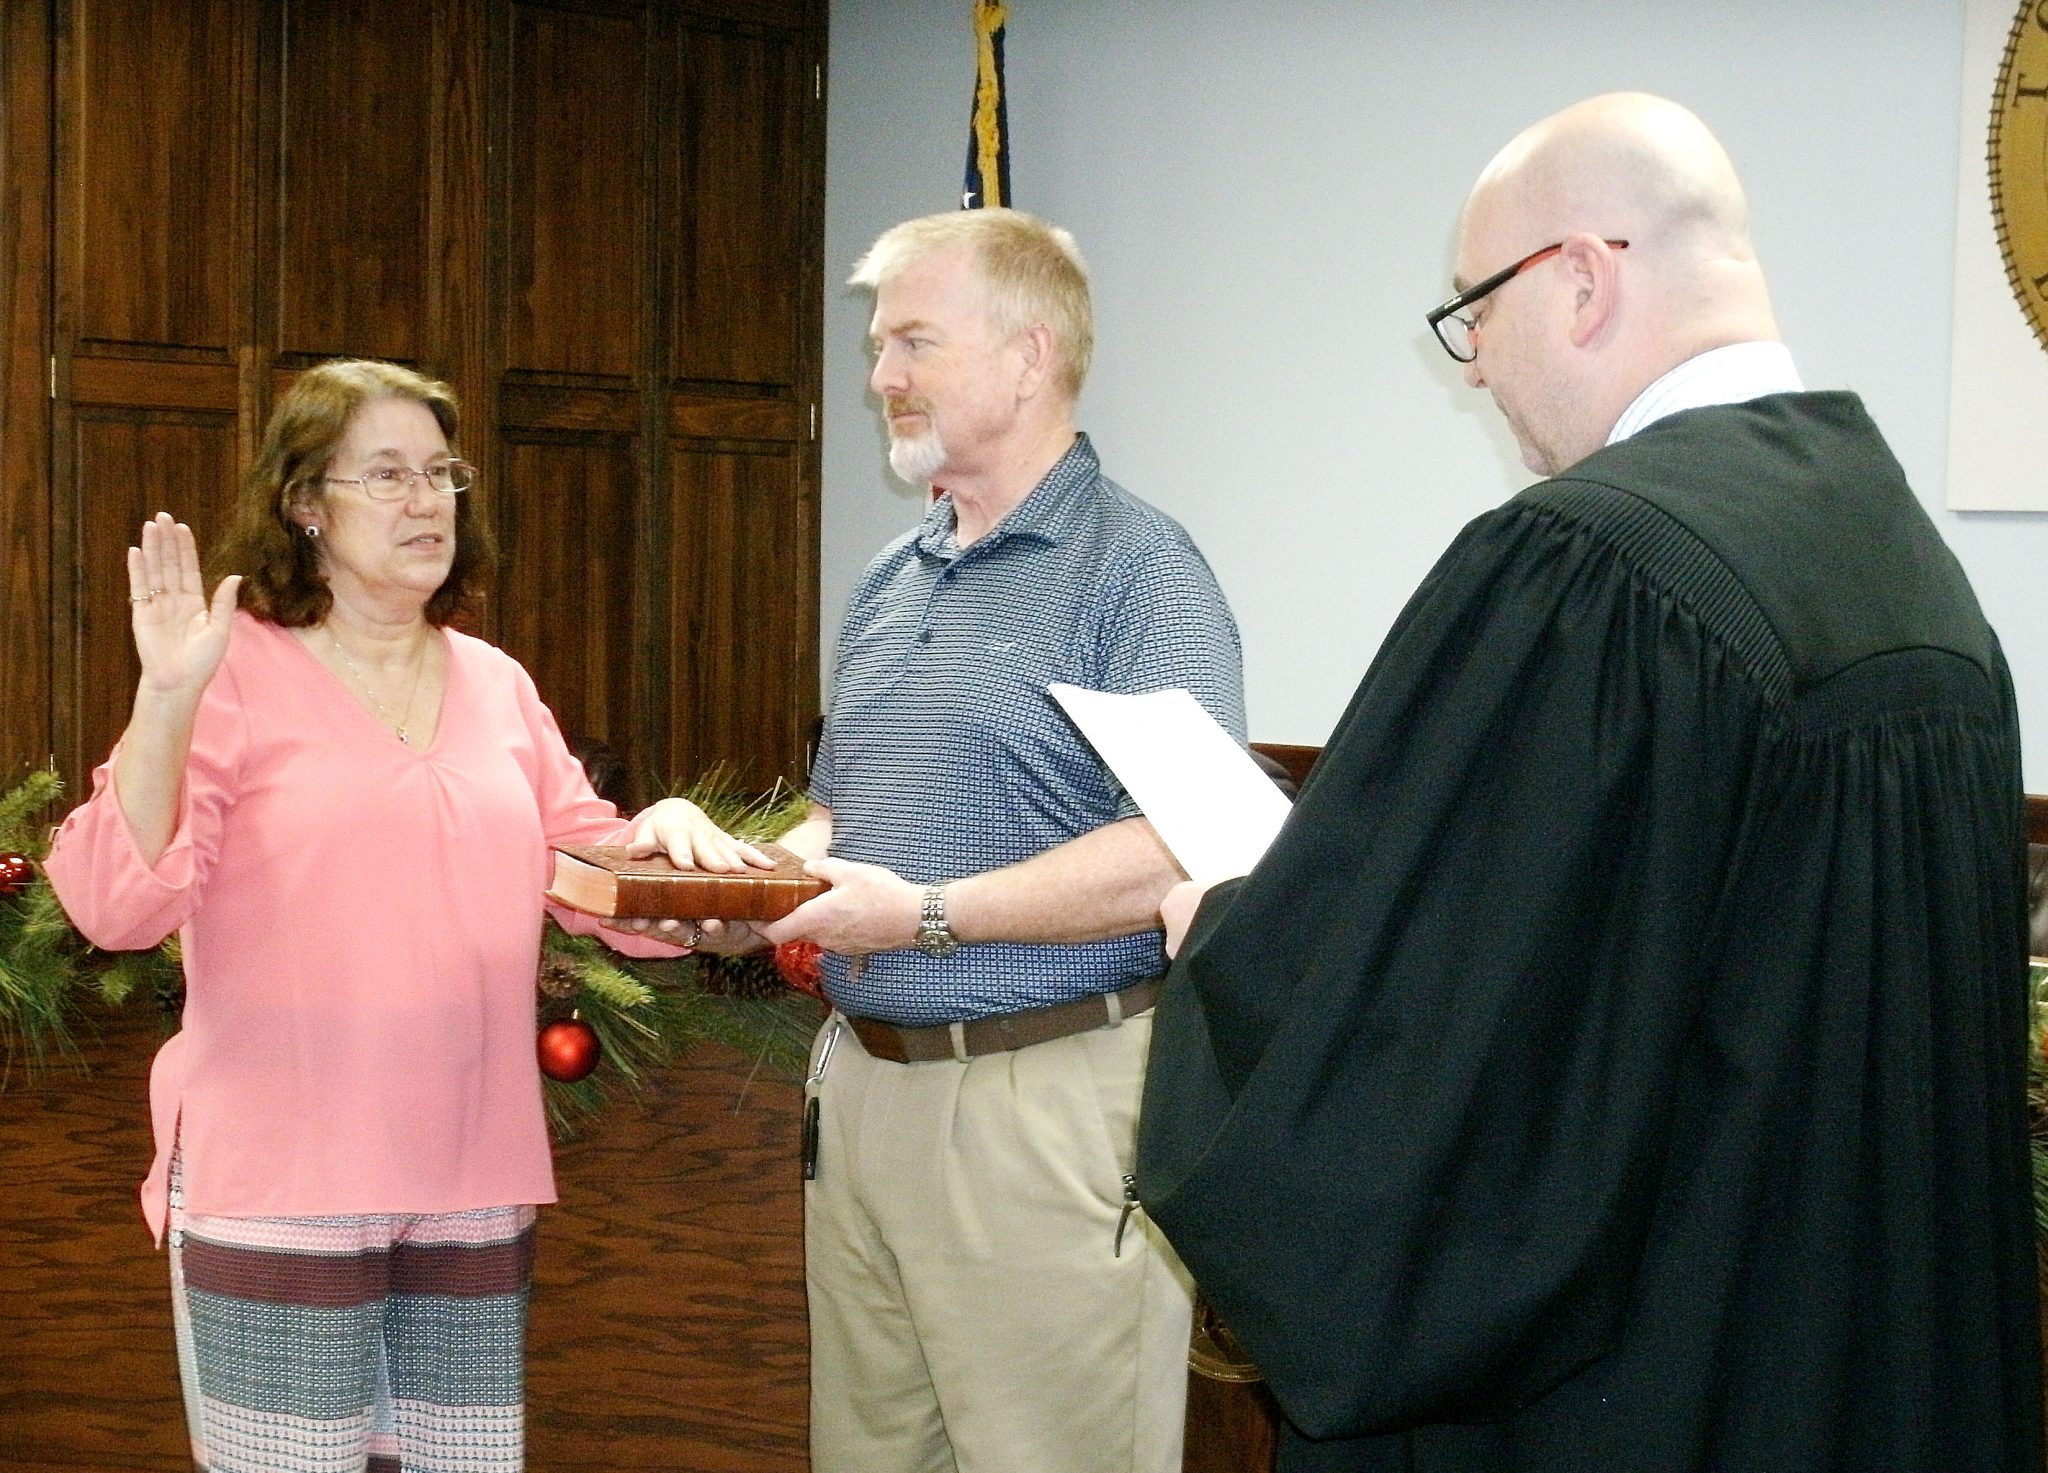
[914,884,958,958]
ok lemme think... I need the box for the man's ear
[1561,233,1623,350]
[1014,321,1056,400]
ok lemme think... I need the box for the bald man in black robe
[1136,92,2040,1473]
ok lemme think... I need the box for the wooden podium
[1176,744,1319,1473]
[1185,1297,1281,1473]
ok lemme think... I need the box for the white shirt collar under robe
[1608,341,1806,445]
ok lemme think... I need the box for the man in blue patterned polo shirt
[748,208,1245,1473]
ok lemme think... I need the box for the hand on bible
[620,796,772,874]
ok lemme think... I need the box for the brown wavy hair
[209,359,496,627]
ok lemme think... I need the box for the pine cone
[538,954,582,1000]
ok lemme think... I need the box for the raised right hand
[128,512,241,700]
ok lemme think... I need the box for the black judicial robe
[1137,393,2039,1472]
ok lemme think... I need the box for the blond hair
[850,208,1093,400]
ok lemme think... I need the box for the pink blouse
[46,613,678,1243]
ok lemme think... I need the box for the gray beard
[888,428,947,486]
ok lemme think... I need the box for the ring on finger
[684,921,704,948]
[128,588,164,603]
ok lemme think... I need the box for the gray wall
[824,0,2048,785]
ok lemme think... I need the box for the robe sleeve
[1137,490,1764,1438]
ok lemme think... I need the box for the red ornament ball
[537,1016,602,1083]
[774,940,824,998]
[0,851,31,897]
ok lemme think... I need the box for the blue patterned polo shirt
[811,433,1246,1026]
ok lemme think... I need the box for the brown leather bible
[546,842,826,922]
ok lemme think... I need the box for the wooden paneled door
[491,0,823,797]
[51,0,254,789]
[662,12,819,793]
[3,0,823,804]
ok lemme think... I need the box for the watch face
[1992,0,2048,352]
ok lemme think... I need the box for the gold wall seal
[1992,0,2048,353]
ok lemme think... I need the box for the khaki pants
[805,1010,1194,1473]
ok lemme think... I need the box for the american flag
[962,0,1010,208]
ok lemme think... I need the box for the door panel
[277,0,436,365]
[68,411,238,783]
[17,0,822,800]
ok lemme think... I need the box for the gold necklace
[326,625,429,745]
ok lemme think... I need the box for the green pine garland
[0,764,824,1132]
[18,759,2045,1218]
[0,768,118,1076]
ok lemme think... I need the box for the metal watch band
[917,883,957,957]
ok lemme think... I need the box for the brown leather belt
[847,978,1162,1064]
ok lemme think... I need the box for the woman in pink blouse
[45,359,760,1473]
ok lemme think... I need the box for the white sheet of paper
[1049,683,1290,886]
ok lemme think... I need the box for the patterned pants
[167,1156,536,1473]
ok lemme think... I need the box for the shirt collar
[916,433,1099,559]
[1607,342,1805,445]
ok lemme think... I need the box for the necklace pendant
[397,729,411,745]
